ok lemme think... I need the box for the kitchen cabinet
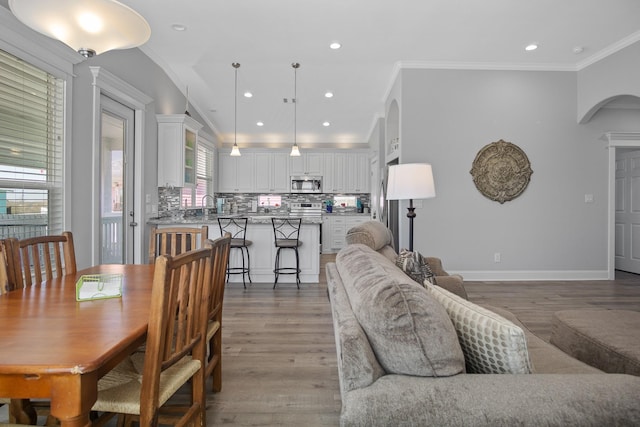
[345,152,370,193]
[289,152,323,176]
[157,114,203,187]
[323,215,370,253]
[254,152,290,193]
[218,150,255,192]
[323,151,369,193]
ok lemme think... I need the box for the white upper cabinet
[254,152,290,193]
[157,114,203,188]
[218,150,255,192]
[289,152,323,176]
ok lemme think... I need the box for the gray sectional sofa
[326,220,640,426]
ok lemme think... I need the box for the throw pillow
[396,248,435,286]
[336,244,465,377]
[429,285,532,374]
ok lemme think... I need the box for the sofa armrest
[341,373,640,427]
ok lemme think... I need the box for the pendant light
[290,63,301,157]
[9,0,150,58]
[230,63,241,157]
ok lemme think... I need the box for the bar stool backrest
[217,218,249,245]
[271,218,302,244]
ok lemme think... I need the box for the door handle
[129,222,138,227]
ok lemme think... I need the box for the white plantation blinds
[181,139,214,208]
[0,49,64,238]
[195,143,213,204]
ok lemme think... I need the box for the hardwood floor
[3,257,639,425]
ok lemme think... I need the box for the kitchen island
[148,214,321,284]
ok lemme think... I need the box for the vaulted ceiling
[119,1,640,147]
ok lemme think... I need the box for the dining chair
[0,238,18,294]
[148,225,209,263]
[92,246,213,427]
[205,233,231,392]
[271,217,303,289]
[217,217,252,287]
[13,231,76,287]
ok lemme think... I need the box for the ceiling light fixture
[323,121,330,127]
[325,91,334,98]
[171,24,186,31]
[9,0,151,58]
[525,43,538,51]
[230,62,241,157]
[290,62,301,157]
[256,121,264,127]
[330,42,342,50]
[244,91,253,98]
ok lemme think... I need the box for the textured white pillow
[429,285,532,374]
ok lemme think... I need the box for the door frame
[604,132,640,279]
[90,66,153,265]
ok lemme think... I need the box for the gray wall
[393,65,638,279]
[70,49,215,268]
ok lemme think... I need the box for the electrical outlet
[494,252,501,263]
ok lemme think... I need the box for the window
[0,49,64,239]
[181,137,214,208]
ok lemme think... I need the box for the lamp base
[406,199,416,252]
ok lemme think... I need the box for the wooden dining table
[0,263,155,427]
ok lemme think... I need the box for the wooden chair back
[0,238,18,294]
[14,232,76,287]
[140,247,213,425]
[148,225,209,264]
[204,233,231,392]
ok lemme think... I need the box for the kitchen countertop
[148,213,324,225]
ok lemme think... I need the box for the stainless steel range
[289,202,323,217]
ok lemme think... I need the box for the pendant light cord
[233,63,240,145]
[292,63,300,147]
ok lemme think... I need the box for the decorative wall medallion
[470,139,533,204]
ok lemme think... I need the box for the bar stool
[271,217,302,289]
[217,217,252,288]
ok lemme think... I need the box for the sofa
[327,220,640,426]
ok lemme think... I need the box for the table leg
[9,399,37,425]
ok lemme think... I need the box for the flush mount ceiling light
[9,0,151,58]
[256,121,264,127]
[525,43,539,51]
[244,91,253,98]
[290,62,302,157]
[323,121,330,127]
[171,24,186,31]
[329,41,342,50]
[324,91,334,98]
[230,62,241,157]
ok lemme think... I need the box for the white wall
[394,68,616,280]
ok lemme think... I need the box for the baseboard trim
[455,270,610,281]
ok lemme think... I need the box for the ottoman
[550,309,640,376]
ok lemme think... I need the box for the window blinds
[0,49,64,237]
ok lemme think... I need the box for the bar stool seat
[218,218,252,288]
[272,217,302,289]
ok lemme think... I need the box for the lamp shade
[9,0,151,57]
[386,163,436,200]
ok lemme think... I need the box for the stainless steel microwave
[290,176,322,193]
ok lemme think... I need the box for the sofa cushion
[395,248,435,286]
[429,285,532,374]
[336,244,465,377]
[345,220,394,252]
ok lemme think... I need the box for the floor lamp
[386,163,436,252]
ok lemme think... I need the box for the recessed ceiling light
[244,91,253,98]
[256,121,264,126]
[572,46,585,54]
[323,121,330,127]
[525,43,538,51]
[324,91,334,98]
[329,42,341,50]
[171,24,186,31]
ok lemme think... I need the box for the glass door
[99,95,135,264]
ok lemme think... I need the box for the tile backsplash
[157,187,370,218]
